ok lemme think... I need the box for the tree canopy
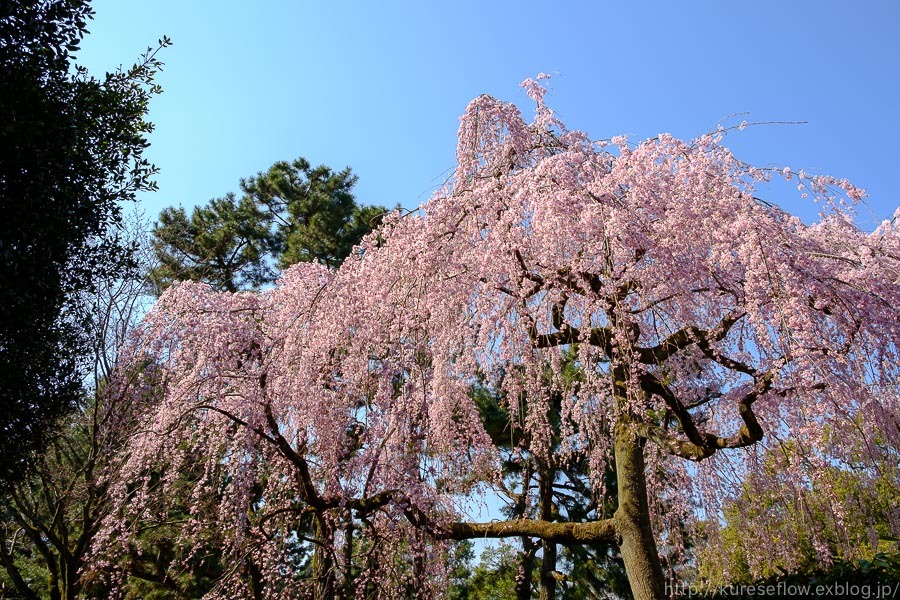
[93,77,899,599]
[0,216,159,600]
[150,158,388,293]
[0,0,166,488]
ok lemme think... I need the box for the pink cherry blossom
[91,78,899,599]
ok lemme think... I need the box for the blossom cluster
[90,78,899,597]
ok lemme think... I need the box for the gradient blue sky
[78,0,899,229]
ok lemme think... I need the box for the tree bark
[442,518,616,543]
[539,538,558,600]
[0,541,41,600]
[313,514,335,600]
[247,558,264,600]
[516,536,536,600]
[515,465,535,600]
[538,459,557,600]
[342,511,354,598]
[613,426,665,600]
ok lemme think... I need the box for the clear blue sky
[78,0,899,229]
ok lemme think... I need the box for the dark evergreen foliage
[150,157,389,293]
[0,0,166,488]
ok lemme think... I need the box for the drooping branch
[256,503,314,540]
[191,391,326,512]
[627,287,715,315]
[632,422,714,461]
[514,248,545,292]
[388,492,618,545]
[551,294,567,330]
[345,489,398,515]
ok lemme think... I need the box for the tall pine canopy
[150,157,388,293]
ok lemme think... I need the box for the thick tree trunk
[313,514,335,600]
[412,529,426,596]
[613,426,665,600]
[539,538,558,600]
[515,465,534,600]
[48,565,61,600]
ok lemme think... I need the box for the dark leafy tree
[150,157,388,293]
[0,217,161,599]
[0,217,237,599]
[0,0,167,488]
[246,158,384,270]
[150,194,274,294]
[448,543,524,600]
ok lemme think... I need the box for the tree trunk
[63,557,79,600]
[247,558,264,600]
[516,536,535,600]
[539,538,558,600]
[412,529,426,596]
[613,426,664,600]
[48,566,61,600]
[538,459,557,600]
[342,511,354,598]
[313,514,335,600]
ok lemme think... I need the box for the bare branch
[637,311,745,365]
[636,368,775,460]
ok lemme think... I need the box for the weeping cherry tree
[92,77,899,599]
